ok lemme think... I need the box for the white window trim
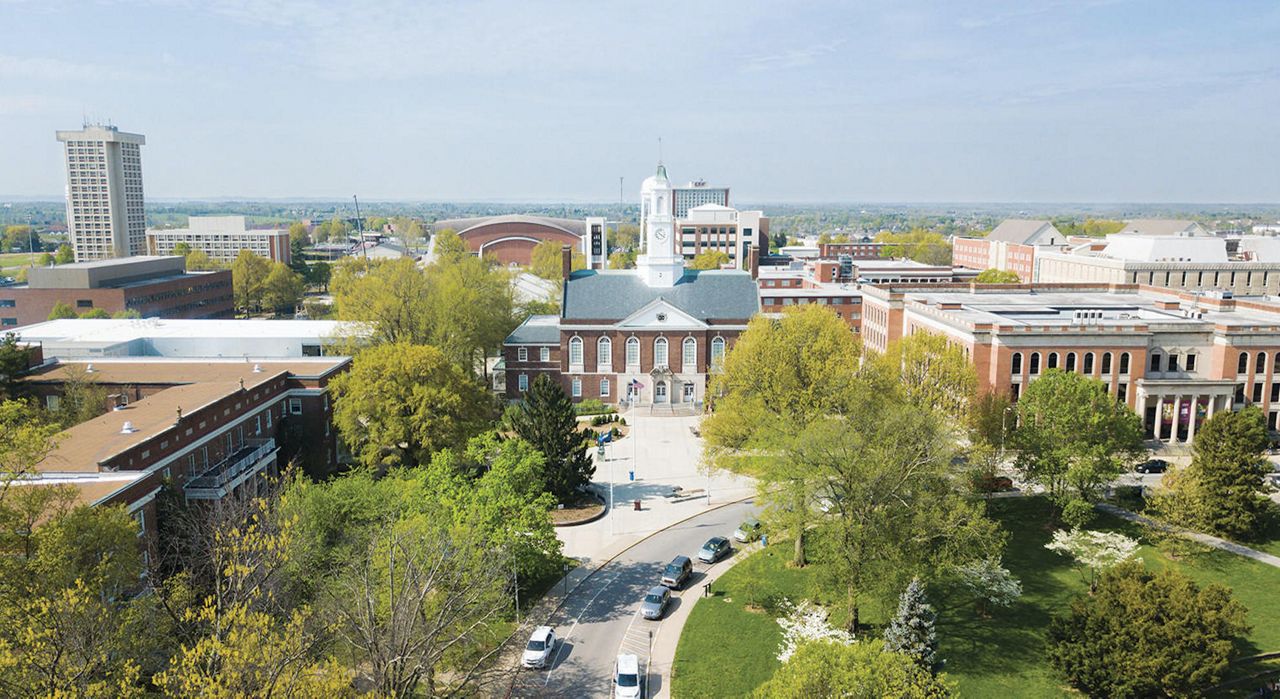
[518,347,528,362]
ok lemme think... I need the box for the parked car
[521,625,557,669]
[1135,459,1169,474]
[732,517,763,542]
[697,536,731,564]
[614,653,642,699]
[640,585,671,620]
[660,555,692,589]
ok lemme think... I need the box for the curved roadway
[510,500,758,698]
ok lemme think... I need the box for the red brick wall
[460,222,581,267]
[0,270,233,327]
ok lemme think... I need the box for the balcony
[184,438,278,500]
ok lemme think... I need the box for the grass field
[672,496,1280,697]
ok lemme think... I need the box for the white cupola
[636,162,684,288]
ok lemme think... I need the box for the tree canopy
[329,343,495,469]
[1011,370,1143,523]
[974,268,1020,283]
[1047,562,1248,698]
[508,374,593,503]
[875,229,952,265]
[231,249,272,313]
[1155,406,1273,541]
[689,250,730,270]
[529,239,584,280]
[753,640,954,698]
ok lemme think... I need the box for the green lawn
[673,497,1280,697]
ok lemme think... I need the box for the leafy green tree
[47,300,77,320]
[110,309,141,319]
[1155,406,1273,541]
[332,257,431,344]
[184,249,218,271]
[689,250,730,270]
[230,249,272,313]
[817,231,834,245]
[1011,370,1143,522]
[2,225,34,253]
[529,239,584,280]
[306,260,331,291]
[752,640,954,698]
[608,223,640,251]
[508,374,592,503]
[37,252,53,267]
[431,228,467,262]
[967,390,1014,449]
[883,578,939,671]
[78,308,110,319]
[329,343,495,469]
[875,229,952,265]
[974,268,1020,283]
[608,249,637,269]
[171,242,193,258]
[874,333,976,428]
[48,365,108,428]
[261,262,305,315]
[288,221,309,247]
[797,404,1003,632]
[1047,562,1248,698]
[702,305,861,567]
[53,244,75,265]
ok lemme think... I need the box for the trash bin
[633,499,641,511]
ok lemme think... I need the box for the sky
[1,0,1278,203]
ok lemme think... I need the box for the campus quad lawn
[673,497,1280,697]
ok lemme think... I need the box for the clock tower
[636,162,685,287]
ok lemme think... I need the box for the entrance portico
[1137,379,1238,444]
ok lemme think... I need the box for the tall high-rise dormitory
[56,124,147,261]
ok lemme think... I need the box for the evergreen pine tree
[509,374,593,503]
[883,577,939,671]
[1157,406,1272,541]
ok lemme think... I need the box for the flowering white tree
[774,599,853,662]
[1045,528,1140,590]
[957,558,1022,615]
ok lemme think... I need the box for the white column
[1154,394,1165,441]
[1136,393,1148,429]
[1172,395,1184,443]
[1208,394,1218,420]
[1182,391,1192,440]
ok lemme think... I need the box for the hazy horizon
[3,1,1278,203]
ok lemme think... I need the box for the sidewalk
[1096,502,1280,569]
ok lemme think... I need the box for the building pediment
[616,298,708,330]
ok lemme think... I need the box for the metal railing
[185,438,275,493]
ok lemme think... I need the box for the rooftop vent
[120,421,137,434]
[252,364,262,373]
[84,363,94,373]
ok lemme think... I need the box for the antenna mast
[352,195,367,260]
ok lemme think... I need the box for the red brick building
[13,357,348,554]
[0,256,232,328]
[952,219,1066,282]
[501,164,758,407]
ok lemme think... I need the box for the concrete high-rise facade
[56,125,147,261]
[671,180,729,218]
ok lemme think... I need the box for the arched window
[1119,352,1130,374]
[597,336,612,372]
[1048,353,1059,370]
[1065,352,1077,372]
[1011,352,1023,375]
[711,337,726,368]
[1083,352,1095,375]
[1029,352,1041,375]
[682,337,697,371]
[568,337,583,367]
[1239,351,1250,375]
[626,337,640,369]
[1258,352,1268,375]
[654,337,669,368]
[1101,352,1112,374]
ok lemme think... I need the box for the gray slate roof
[1118,219,1208,236]
[505,315,561,344]
[561,270,760,321]
[985,219,1056,244]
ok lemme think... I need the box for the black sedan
[1135,459,1169,474]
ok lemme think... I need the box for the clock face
[655,228,668,241]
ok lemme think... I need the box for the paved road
[510,500,758,698]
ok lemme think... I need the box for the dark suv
[661,555,692,589]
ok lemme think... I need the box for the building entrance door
[655,381,668,403]
[682,382,695,403]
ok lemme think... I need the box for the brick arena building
[433,214,608,269]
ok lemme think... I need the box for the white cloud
[743,40,843,72]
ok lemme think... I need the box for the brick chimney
[561,245,573,280]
